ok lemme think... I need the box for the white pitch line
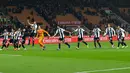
[0,72,3,73]
[0,54,22,56]
[75,67,130,73]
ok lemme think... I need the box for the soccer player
[16,28,22,50]
[92,25,102,48]
[53,26,71,50]
[104,24,116,48]
[5,29,15,48]
[36,26,50,50]
[0,29,9,50]
[27,20,38,46]
[116,26,128,49]
[72,26,89,49]
[13,29,20,50]
[18,29,27,50]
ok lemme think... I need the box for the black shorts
[94,37,100,41]
[78,37,83,41]
[3,39,7,44]
[59,38,64,41]
[22,39,25,44]
[14,39,18,44]
[30,33,36,37]
[9,39,14,43]
[118,37,124,42]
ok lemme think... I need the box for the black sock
[65,42,70,47]
[58,43,61,49]
[118,42,120,47]
[123,42,127,46]
[14,44,16,48]
[19,44,21,48]
[94,41,96,48]
[121,41,124,46]
[6,43,9,48]
[110,40,114,45]
[1,45,4,49]
[32,39,34,46]
[16,43,18,48]
[78,42,80,48]
[97,41,101,48]
[22,44,25,48]
[28,39,30,45]
[82,41,88,45]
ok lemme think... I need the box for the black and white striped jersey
[14,31,21,40]
[17,30,21,40]
[31,24,37,33]
[104,27,115,37]
[3,31,9,40]
[10,31,15,39]
[117,28,125,38]
[54,28,65,38]
[93,28,101,38]
[75,28,85,38]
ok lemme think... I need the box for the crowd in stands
[2,0,129,34]
[0,5,24,34]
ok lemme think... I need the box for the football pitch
[0,41,130,73]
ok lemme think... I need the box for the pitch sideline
[0,54,22,56]
[75,67,130,73]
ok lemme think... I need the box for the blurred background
[0,0,130,35]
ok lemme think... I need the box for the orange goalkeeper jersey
[37,29,49,37]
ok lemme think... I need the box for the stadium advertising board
[0,35,130,45]
[57,21,81,25]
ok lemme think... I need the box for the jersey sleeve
[98,28,101,32]
[54,29,58,36]
[35,25,38,30]
[82,28,85,31]
[61,28,65,31]
[104,28,108,36]
[43,30,49,35]
[121,28,125,32]
[75,29,78,32]
[112,28,116,35]
[92,29,94,32]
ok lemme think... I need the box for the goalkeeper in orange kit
[36,26,50,50]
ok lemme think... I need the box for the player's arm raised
[27,20,33,26]
[44,30,50,37]
[53,29,58,37]
[112,28,116,36]
[0,33,3,36]
[65,30,72,37]
[103,29,107,36]
[71,28,76,34]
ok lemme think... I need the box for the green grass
[0,41,130,73]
